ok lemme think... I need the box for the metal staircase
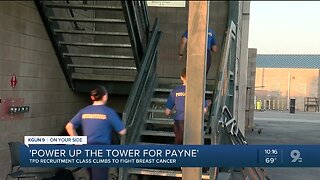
[126,85,214,179]
[140,87,213,145]
[120,19,270,179]
[35,1,270,179]
[35,0,149,94]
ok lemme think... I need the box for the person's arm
[118,129,127,135]
[165,92,175,116]
[110,111,127,136]
[65,111,82,136]
[204,99,212,114]
[179,37,188,55]
[65,123,78,136]
[178,31,188,62]
[165,108,171,116]
[210,30,218,53]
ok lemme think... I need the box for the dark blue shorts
[87,167,108,180]
[174,120,184,145]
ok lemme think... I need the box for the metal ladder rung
[49,17,125,23]
[53,29,128,36]
[63,53,134,60]
[59,42,131,48]
[43,3,122,11]
[68,64,136,70]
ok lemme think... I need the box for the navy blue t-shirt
[182,28,217,51]
[70,105,125,144]
[166,85,186,121]
[166,85,209,121]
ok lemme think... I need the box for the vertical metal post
[237,1,250,134]
[287,73,292,110]
[183,1,209,180]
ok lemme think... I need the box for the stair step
[63,53,134,60]
[128,168,210,179]
[43,2,122,11]
[151,98,167,103]
[49,17,125,23]
[155,88,213,95]
[154,88,173,93]
[60,42,131,48]
[147,109,165,113]
[141,130,211,139]
[141,130,175,137]
[68,64,136,70]
[146,118,173,125]
[72,73,135,82]
[54,29,128,36]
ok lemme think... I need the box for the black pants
[174,120,184,145]
[206,50,212,76]
[87,167,108,180]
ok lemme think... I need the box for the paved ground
[245,111,320,180]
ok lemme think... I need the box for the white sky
[248,1,320,54]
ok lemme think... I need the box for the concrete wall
[246,48,257,129]
[0,1,87,178]
[147,1,229,84]
[255,68,319,111]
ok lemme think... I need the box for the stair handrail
[65,0,84,30]
[208,21,268,180]
[139,0,150,33]
[208,21,237,137]
[121,18,161,145]
[121,0,150,69]
[206,20,237,180]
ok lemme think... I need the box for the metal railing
[208,21,237,144]
[121,0,150,69]
[65,0,84,30]
[207,21,270,180]
[207,21,237,180]
[119,19,161,180]
[121,18,161,145]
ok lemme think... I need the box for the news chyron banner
[22,136,319,168]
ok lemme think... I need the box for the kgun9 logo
[290,150,302,163]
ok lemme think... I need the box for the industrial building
[255,54,320,111]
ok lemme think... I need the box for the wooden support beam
[183,1,209,180]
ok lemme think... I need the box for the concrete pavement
[246,111,320,180]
